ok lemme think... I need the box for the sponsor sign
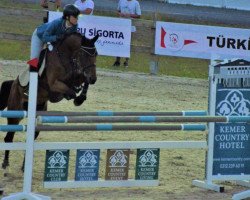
[135,149,160,180]
[49,12,131,57]
[155,22,250,60]
[105,149,130,180]
[75,149,100,181]
[44,150,69,182]
[213,86,250,176]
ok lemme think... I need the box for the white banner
[49,12,131,57]
[155,22,250,60]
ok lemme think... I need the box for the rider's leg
[30,29,44,60]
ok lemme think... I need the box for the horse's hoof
[64,94,71,100]
[2,162,9,169]
[73,97,86,106]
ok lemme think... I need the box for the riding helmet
[63,4,80,19]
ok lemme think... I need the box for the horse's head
[77,34,99,84]
[57,32,98,85]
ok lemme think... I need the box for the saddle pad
[18,66,29,87]
[18,49,47,87]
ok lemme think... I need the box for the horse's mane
[54,32,98,57]
[66,32,82,38]
[59,32,96,47]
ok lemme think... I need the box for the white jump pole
[2,64,51,200]
[192,54,225,192]
[232,190,250,200]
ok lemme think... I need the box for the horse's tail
[0,80,14,110]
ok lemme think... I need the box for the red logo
[160,27,197,51]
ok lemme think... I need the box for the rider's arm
[41,20,60,43]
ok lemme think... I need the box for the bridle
[55,44,97,77]
[53,33,98,98]
[80,46,97,57]
[69,45,97,101]
[72,45,97,73]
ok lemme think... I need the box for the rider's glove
[47,42,53,51]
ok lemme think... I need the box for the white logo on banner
[109,150,127,167]
[78,150,98,167]
[216,90,250,116]
[139,150,157,167]
[48,151,67,168]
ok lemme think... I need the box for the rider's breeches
[30,29,43,59]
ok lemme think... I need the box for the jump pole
[36,110,207,116]
[0,110,207,118]
[36,124,207,131]
[2,63,51,200]
[232,190,250,200]
[37,116,250,124]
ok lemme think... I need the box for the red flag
[160,27,166,48]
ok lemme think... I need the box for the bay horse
[0,32,99,170]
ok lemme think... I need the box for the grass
[0,1,211,79]
[0,0,41,9]
[0,40,30,60]
[0,62,210,199]
[0,39,209,78]
[0,62,239,199]
[0,15,41,35]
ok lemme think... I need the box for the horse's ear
[92,34,99,44]
[81,35,87,45]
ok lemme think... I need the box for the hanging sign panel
[75,149,100,181]
[135,148,160,180]
[44,150,70,182]
[155,22,250,60]
[105,149,130,180]
[212,86,250,178]
[49,11,132,57]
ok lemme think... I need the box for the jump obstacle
[37,115,250,123]
[0,110,208,118]
[1,60,250,200]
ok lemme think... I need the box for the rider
[30,4,80,62]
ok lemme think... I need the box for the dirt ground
[0,60,248,200]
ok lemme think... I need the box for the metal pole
[37,116,250,124]
[36,110,207,116]
[36,124,207,131]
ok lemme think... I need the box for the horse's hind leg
[2,132,14,169]
[2,118,21,169]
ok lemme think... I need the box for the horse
[0,32,99,171]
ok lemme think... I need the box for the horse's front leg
[49,80,76,100]
[73,83,89,106]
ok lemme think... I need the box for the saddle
[18,48,47,87]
